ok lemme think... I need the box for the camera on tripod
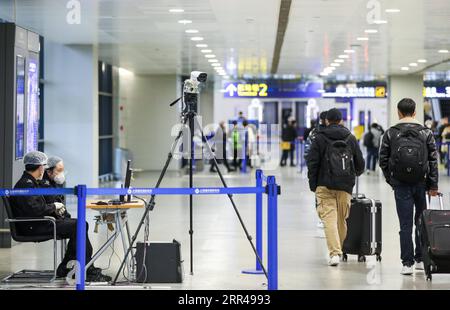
[182,71,207,114]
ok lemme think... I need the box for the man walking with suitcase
[307,109,365,266]
[379,98,439,275]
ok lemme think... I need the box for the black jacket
[379,122,438,189]
[282,125,297,142]
[9,172,57,235]
[39,171,71,218]
[306,124,365,194]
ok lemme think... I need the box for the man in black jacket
[280,120,298,167]
[379,98,439,275]
[307,109,365,266]
[10,151,111,282]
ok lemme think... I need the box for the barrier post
[447,143,450,177]
[75,185,87,291]
[295,140,299,167]
[242,169,264,275]
[267,176,278,290]
[299,141,305,173]
[241,130,247,173]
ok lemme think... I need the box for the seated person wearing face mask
[39,156,71,218]
[10,151,111,282]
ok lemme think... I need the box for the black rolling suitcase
[342,179,382,262]
[420,193,450,281]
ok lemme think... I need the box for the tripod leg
[112,119,187,285]
[195,117,269,280]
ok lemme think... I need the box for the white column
[388,75,424,126]
[44,42,99,187]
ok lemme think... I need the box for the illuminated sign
[423,87,450,98]
[225,83,268,97]
[323,86,386,98]
[223,80,323,98]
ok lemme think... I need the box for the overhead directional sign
[223,80,323,98]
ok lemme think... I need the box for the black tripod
[111,105,268,286]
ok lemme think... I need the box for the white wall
[388,75,424,126]
[44,42,99,187]
[118,73,180,171]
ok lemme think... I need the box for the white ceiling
[1,0,449,79]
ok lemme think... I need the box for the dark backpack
[390,126,428,184]
[324,135,355,178]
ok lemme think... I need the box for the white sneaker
[328,255,340,266]
[401,265,413,275]
[415,262,424,270]
[317,220,324,229]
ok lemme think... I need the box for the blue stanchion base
[241,268,264,275]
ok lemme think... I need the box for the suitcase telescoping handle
[426,192,444,210]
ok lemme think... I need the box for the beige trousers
[316,186,352,257]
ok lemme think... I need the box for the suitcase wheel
[426,274,432,281]
[342,254,348,262]
[376,254,382,262]
[358,255,366,262]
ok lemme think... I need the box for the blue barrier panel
[86,187,265,196]
[0,188,73,196]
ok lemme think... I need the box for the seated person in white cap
[10,151,111,282]
[39,156,71,218]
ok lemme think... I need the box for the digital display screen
[26,58,39,153]
[15,56,25,159]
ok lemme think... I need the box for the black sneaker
[56,263,70,278]
[87,265,103,275]
[86,272,112,282]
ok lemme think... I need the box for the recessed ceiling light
[331,63,340,67]
[223,75,230,79]
[178,20,192,24]
[357,37,369,41]
[196,44,207,48]
[208,60,218,63]
[201,49,212,53]
[190,37,204,41]
[344,49,355,53]
[438,49,449,54]
[385,9,400,13]
[326,67,336,71]
[417,59,427,63]
[185,29,199,34]
[335,59,345,63]
[365,29,378,34]
[409,63,418,67]
[401,67,409,71]
[205,54,216,58]
[373,20,388,24]
[211,63,221,67]
[320,72,329,76]
[338,55,350,58]
[169,8,184,13]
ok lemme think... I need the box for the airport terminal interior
[1,0,450,290]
